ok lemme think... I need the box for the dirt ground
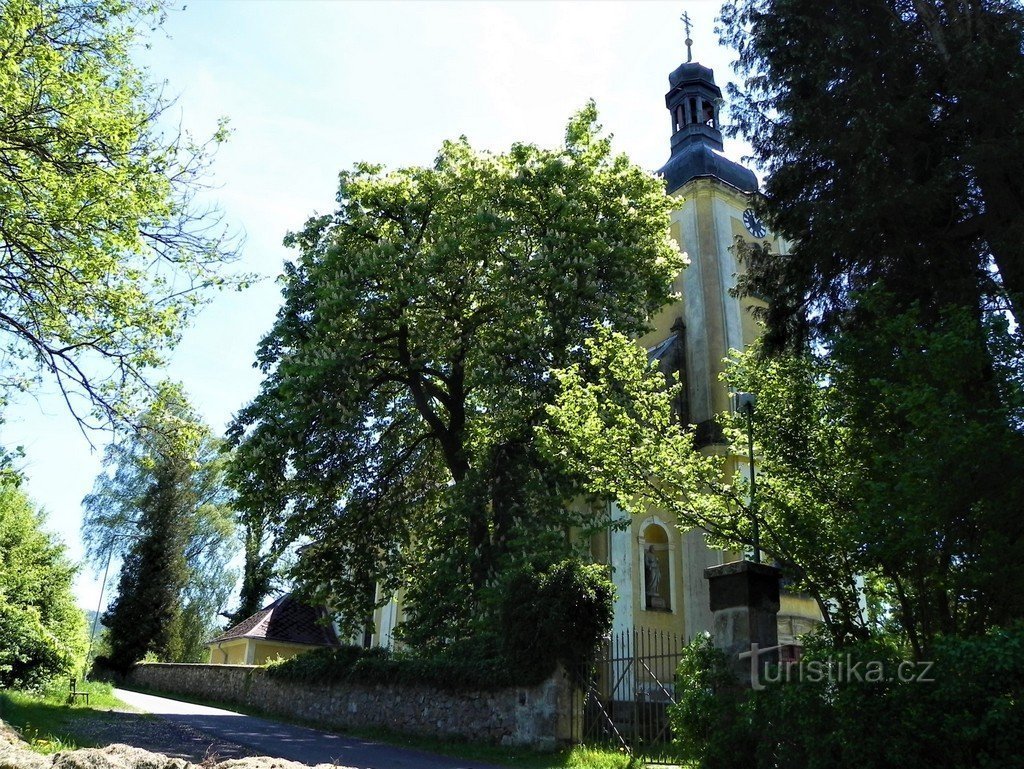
[45,708,256,765]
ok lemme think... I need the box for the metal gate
[572,628,685,760]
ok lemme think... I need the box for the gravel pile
[63,711,253,764]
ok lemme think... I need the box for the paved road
[114,689,505,769]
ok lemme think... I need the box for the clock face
[743,208,767,238]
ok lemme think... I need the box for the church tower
[606,32,801,647]
[654,51,763,441]
[654,51,766,640]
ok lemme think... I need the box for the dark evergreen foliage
[87,383,237,668]
[101,463,192,669]
[720,0,1024,348]
[717,0,1024,647]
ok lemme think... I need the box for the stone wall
[126,663,574,750]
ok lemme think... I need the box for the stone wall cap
[704,560,781,580]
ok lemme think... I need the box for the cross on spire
[681,10,694,62]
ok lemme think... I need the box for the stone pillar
[704,560,781,687]
[554,667,583,747]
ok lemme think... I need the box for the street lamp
[85,533,136,678]
[733,392,760,564]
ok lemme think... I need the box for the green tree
[547,300,1024,653]
[0,482,86,687]
[223,451,291,623]
[83,382,236,666]
[226,515,288,624]
[228,105,681,642]
[819,294,1024,650]
[706,0,1024,648]
[718,0,1024,348]
[0,0,246,430]
[546,329,869,643]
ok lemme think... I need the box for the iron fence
[571,627,685,760]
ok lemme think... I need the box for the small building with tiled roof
[206,593,340,665]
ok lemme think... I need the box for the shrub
[88,655,127,682]
[267,559,612,692]
[0,601,67,689]
[499,559,614,685]
[265,637,539,691]
[667,633,753,768]
[669,626,1024,769]
[264,645,364,684]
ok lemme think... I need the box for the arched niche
[640,519,673,612]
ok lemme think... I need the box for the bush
[268,558,612,692]
[88,655,127,682]
[265,637,539,691]
[264,645,364,684]
[0,601,67,689]
[0,484,86,687]
[669,626,1024,769]
[499,558,614,685]
[667,633,753,768]
[268,559,613,692]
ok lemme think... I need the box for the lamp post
[733,392,760,564]
[85,533,135,678]
[85,541,116,678]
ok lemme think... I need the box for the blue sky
[3,0,752,612]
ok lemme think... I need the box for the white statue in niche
[644,545,666,609]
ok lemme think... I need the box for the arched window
[641,522,672,611]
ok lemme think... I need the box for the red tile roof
[211,593,341,647]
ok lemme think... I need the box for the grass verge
[0,679,133,754]
[351,726,636,769]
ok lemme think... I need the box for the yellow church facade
[597,176,820,649]
[599,54,821,648]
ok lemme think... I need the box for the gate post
[556,665,584,745]
[704,560,781,687]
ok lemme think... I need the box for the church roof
[210,593,340,647]
[668,61,717,89]
[659,142,758,195]
[647,333,679,362]
[660,55,758,195]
